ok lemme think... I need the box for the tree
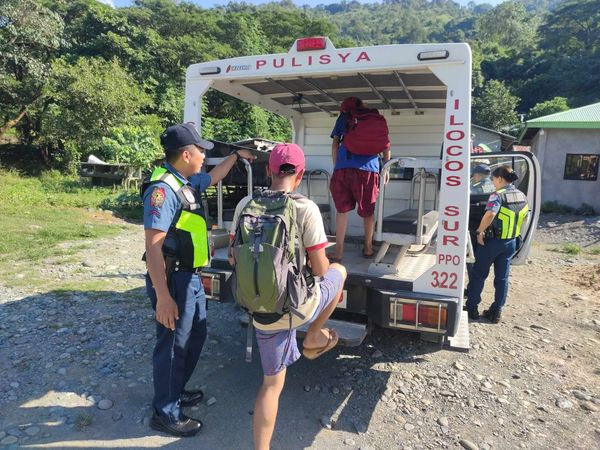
[528,97,570,120]
[42,57,151,170]
[475,1,539,53]
[538,0,600,54]
[0,0,64,135]
[472,80,520,131]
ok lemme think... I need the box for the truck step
[297,319,367,347]
[239,315,367,347]
[446,310,470,352]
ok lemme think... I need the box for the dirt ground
[1,213,599,450]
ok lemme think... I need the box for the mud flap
[446,310,470,352]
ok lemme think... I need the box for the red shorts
[330,168,380,218]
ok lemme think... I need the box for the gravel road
[1,214,599,449]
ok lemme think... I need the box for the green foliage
[2,0,599,165]
[541,200,574,214]
[561,243,581,256]
[540,201,596,216]
[100,190,143,221]
[472,80,519,131]
[587,246,600,255]
[528,97,570,120]
[0,0,65,135]
[575,203,596,216]
[475,2,539,53]
[43,57,151,171]
[101,124,162,169]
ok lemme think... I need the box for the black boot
[483,309,502,324]
[467,308,480,320]
[150,412,203,437]
[181,389,204,407]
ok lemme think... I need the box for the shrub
[100,190,143,220]
[562,243,581,255]
[541,200,573,214]
[101,124,162,170]
[574,203,596,216]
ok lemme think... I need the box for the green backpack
[231,190,311,325]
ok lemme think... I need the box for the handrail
[240,158,253,195]
[306,169,331,202]
[375,157,416,241]
[214,156,253,229]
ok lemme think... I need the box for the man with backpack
[142,123,255,437]
[328,96,391,262]
[228,143,347,450]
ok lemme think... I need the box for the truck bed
[210,238,436,285]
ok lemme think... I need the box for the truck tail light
[201,273,221,299]
[390,299,448,332]
[296,37,326,52]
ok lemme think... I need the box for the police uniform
[143,162,211,423]
[470,176,495,195]
[466,184,529,318]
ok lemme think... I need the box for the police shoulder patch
[150,187,166,207]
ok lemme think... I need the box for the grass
[561,243,582,255]
[0,170,140,285]
[74,413,93,431]
[587,246,600,255]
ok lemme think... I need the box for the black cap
[160,123,214,151]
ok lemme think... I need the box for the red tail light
[391,299,448,331]
[201,274,220,298]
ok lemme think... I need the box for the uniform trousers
[146,271,207,421]
[466,237,517,314]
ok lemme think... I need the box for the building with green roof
[520,102,600,212]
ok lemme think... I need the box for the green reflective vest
[492,187,529,240]
[144,166,210,269]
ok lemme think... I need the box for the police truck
[184,37,541,350]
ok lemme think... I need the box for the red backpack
[344,108,391,156]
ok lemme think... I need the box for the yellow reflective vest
[492,186,529,240]
[145,166,210,269]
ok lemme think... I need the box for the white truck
[183,37,541,350]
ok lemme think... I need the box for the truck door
[469,151,541,265]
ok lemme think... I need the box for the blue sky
[105,0,503,8]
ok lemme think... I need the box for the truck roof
[186,38,471,119]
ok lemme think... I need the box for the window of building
[564,154,599,181]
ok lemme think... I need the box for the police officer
[470,164,494,195]
[466,166,529,324]
[143,123,255,437]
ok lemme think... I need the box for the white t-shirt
[229,192,329,331]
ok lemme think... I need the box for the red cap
[268,143,305,175]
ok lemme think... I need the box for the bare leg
[304,264,347,348]
[363,214,375,255]
[253,369,286,450]
[333,212,349,260]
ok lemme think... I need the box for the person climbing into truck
[328,96,391,262]
[228,143,347,450]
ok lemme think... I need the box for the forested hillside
[1,0,599,171]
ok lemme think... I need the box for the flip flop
[302,329,339,360]
[327,253,342,263]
